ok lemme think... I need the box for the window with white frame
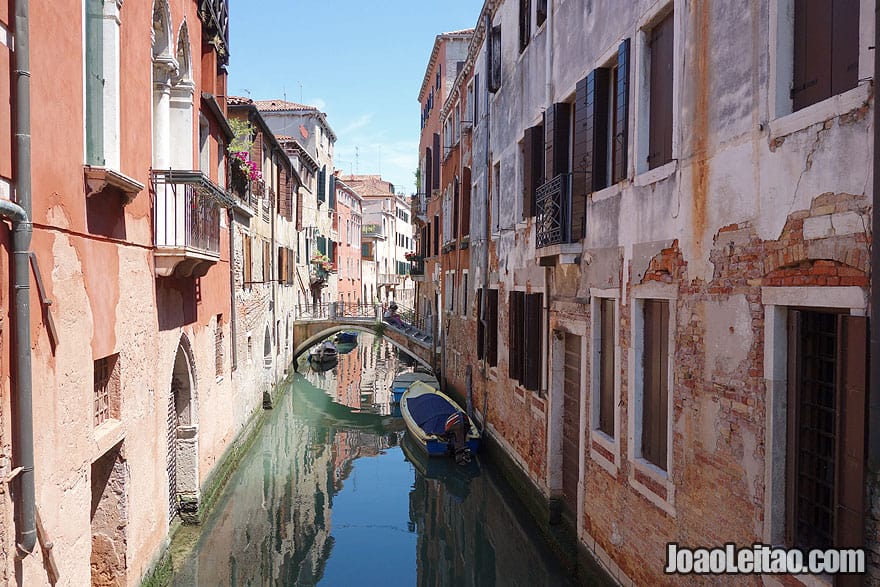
[635,5,676,176]
[592,295,617,439]
[634,297,671,471]
[445,271,456,313]
[86,0,123,168]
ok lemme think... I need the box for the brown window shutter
[519,0,531,52]
[648,13,674,170]
[462,167,472,236]
[836,314,867,550]
[487,289,499,367]
[474,74,480,121]
[432,134,441,189]
[599,298,615,436]
[792,0,832,111]
[477,288,485,360]
[489,26,502,93]
[453,178,460,239]
[831,0,859,98]
[522,293,542,391]
[522,125,544,218]
[613,38,630,184]
[545,103,571,179]
[508,291,523,380]
[296,185,303,231]
[433,214,440,255]
[425,147,433,195]
[642,299,669,469]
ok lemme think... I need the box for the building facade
[416,30,473,352]
[426,0,877,584]
[335,178,364,309]
[0,0,277,584]
[257,100,339,309]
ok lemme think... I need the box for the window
[488,25,502,93]
[214,315,224,377]
[646,12,674,171]
[786,310,866,551]
[519,0,531,52]
[453,177,460,240]
[476,288,499,367]
[790,0,859,112]
[640,299,669,470]
[595,298,616,437]
[461,167,472,237]
[445,272,456,313]
[536,0,547,27]
[198,114,210,174]
[242,234,252,288]
[461,271,469,317]
[262,240,270,283]
[575,39,630,194]
[317,166,326,202]
[491,162,501,234]
[508,291,543,390]
[521,121,544,218]
[94,354,120,427]
[86,0,122,168]
[432,134,441,189]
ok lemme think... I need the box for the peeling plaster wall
[459,0,876,584]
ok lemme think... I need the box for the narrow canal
[169,332,608,586]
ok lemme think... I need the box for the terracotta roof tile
[227,95,253,105]
[254,99,318,112]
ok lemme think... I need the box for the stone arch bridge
[292,312,434,371]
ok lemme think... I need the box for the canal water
[169,332,606,586]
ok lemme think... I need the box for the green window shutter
[317,168,326,202]
[85,0,104,166]
[317,236,326,255]
[328,175,336,209]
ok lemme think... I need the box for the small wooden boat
[400,381,480,461]
[308,340,338,364]
[390,371,440,404]
[334,331,358,344]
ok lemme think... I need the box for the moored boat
[308,340,339,365]
[390,371,440,404]
[334,331,359,344]
[400,381,480,463]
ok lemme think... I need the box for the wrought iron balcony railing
[535,173,571,248]
[152,170,232,277]
[408,256,425,277]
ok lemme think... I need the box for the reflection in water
[170,333,609,586]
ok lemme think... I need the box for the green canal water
[168,332,608,586]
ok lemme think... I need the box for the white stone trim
[768,0,875,123]
[627,282,677,514]
[0,178,11,201]
[761,286,868,545]
[0,21,12,49]
[589,288,621,477]
[633,159,676,187]
[761,286,866,311]
[633,0,681,176]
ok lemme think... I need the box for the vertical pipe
[13,0,36,555]
[869,1,880,471]
[227,208,237,371]
[480,11,492,379]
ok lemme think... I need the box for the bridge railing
[336,302,378,319]
[294,302,331,320]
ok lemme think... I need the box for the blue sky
[228,1,481,195]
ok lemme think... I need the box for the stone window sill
[84,166,144,204]
[633,160,677,188]
[769,82,870,141]
[629,457,675,515]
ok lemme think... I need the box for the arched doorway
[167,337,199,520]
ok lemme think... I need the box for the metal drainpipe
[480,11,492,380]
[227,208,237,371]
[12,0,36,556]
[869,2,880,472]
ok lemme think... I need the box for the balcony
[535,173,580,265]
[378,273,402,287]
[408,256,425,280]
[152,170,232,278]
